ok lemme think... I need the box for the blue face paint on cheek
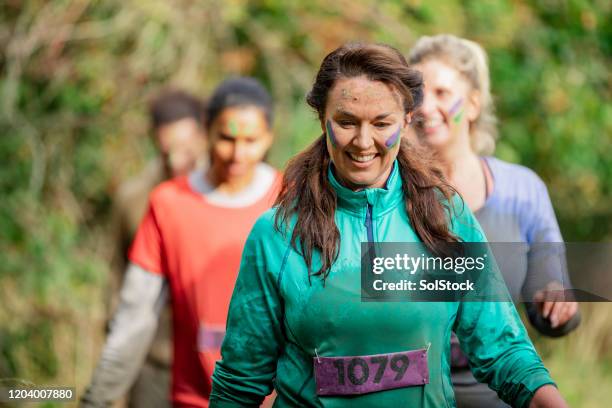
[326,120,338,148]
[384,127,401,149]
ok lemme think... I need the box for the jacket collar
[328,160,404,218]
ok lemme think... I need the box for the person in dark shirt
[109,89,207,408]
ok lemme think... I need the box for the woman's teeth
[425,118,444,127]
[425,118,443,127]
[348,153,375,162]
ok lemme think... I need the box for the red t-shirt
[129,172,281,407]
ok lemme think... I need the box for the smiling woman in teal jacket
[210,43,568,408]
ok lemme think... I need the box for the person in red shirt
[81,77,281,408]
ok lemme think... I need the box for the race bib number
[197,323,225,352]
[314,348,429,396]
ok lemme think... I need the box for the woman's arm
[522,176,580,334]
[455,292,557,408]
[80,263,167,407]
[451,198,559,408]
[210,214,285,408]
[529,384,569,408]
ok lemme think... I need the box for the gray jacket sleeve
[80,263,168,407]
[518,177,579,337]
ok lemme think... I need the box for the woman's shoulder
[448,194,487,243]
[483,157,560,243]
[145,175,193,212]
[249,206,294,244]
[485,156,548,195]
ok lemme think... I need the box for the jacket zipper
[365,203,374,243]
[365,203,376,260]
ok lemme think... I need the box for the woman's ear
[403,112,413,131]
[263,129,274,150]
[406,112,413,125]
[466,90,481,122]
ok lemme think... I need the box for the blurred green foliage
[0,0,610,405]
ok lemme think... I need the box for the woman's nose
[420,89,436,117]
[353,125,376,149]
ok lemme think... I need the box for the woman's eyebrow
[334,110,392,120]
[334,109,357,118]
[373,113,392,120]
[218,132,237,140]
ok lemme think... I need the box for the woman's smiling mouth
[347,152,377,164]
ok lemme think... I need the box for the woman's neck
[206,165,256,195]
[438,141,488,212]
[435,133,471,176]
[331,162,393,192]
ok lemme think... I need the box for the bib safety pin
[426,342,431,353]
[314,348,321,363]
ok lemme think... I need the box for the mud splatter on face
[384,127,401,149]
[326,119,338,148]
[341,88,358,102]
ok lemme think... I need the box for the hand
[529,384,569,408]
[533,281,579,329]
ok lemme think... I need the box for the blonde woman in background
[408,34,580,408]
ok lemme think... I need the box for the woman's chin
[340,171,388,190]
[422,130,452,151]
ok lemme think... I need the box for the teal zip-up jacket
[211,162,554,408]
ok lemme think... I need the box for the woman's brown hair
[275,43,460,281]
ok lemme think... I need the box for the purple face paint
[448,98,465,124]
[384,127,401,149]
[326,120,338,148]
[314,347,429,396]
[448,98,463,115]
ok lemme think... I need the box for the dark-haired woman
[81,77,281,408]
[210,44,567,407]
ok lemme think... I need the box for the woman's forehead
[215,106,268,136]
[326,76,403,116]
[417,59,467,88]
